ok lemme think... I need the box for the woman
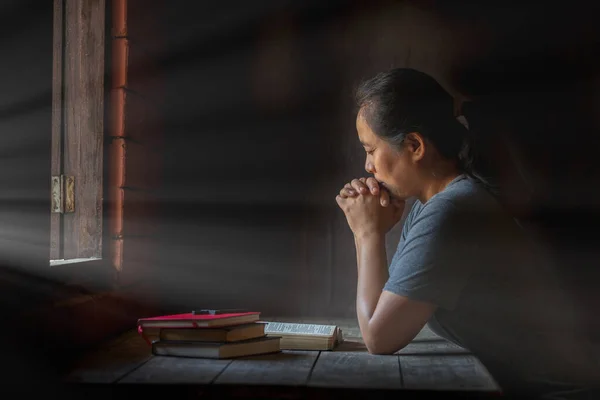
[336,68,598,399]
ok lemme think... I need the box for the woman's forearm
[354,232,389,338]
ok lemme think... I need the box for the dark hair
[355,68,496,193]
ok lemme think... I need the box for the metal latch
[51,175,75,213]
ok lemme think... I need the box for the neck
[417,168,462,203]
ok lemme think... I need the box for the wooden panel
[400,354,500,391]
[122,138,163,191]
[62,0,105,259]
[50,0,64,260]
[119,356,231,384]
[215,351,318,386]
[119,235,162,288]
[65,330,151,383]
[126,0,165,97]
[121,188,161,236]
[308,352,402,389]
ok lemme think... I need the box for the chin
[387,187,408,201]
[379,182,399,198]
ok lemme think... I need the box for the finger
[351,178,369,194]
[344,183,358,196]
[380,189,390,207]
[365,177,380,195]
[339,187,356,198]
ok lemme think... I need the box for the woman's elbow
[364,336,407,355]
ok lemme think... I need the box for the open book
[261,321,344,350]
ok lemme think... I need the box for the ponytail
[455,113,500,196]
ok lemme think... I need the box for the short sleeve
[383,198,478,310]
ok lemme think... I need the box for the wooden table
[62,318,501,399]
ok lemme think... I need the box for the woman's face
[356,111,422,200]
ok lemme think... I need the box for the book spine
[138,325,152,346]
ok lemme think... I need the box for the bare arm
[354,233,388,337]
[355,232,437,354]
[338,178,437,355]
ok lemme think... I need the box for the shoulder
[410,198,461,239]
[406,194,460,229]
[406,177,500,238]
[435,176,499,211]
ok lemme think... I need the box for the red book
[137,312,261,345]
[138,312,260,329]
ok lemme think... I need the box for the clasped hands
[335,177,405,239]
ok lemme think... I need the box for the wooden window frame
[51,0,106,264]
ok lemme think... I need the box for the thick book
[137,312,261,345]
[152,336,281,359]
[262,321,344,350]
[138,312,260,329]
[159,323,265,342]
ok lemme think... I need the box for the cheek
[394,157,419,192]
[380,152,411,189]
[375,153,396,176]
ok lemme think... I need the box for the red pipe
[108,0,127,273]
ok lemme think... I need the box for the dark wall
[155,0,600,322]
[0,0,61,385]
[157,0,358,316]
[455,1,600,335]
[0,1,52,276]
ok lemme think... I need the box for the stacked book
[137,311,281,359]
[137,311,346,358]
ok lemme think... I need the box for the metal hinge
[51,175,75,213]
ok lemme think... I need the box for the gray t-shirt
[384,175,599,397]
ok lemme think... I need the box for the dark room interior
[0,0,599,398]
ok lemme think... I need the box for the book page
[263,322,336,337]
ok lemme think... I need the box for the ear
[404,132,426,162]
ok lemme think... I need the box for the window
[50,0,106,264]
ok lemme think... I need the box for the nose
[365,158,375,174]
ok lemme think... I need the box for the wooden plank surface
[215,350,318,386]
[400,354,499,391]
[308,351,402,389]
[65,330,151,383]
[118,356,231,384]
[398,340,470,355]
[64,322,499,392]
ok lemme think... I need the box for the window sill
[50,257,102,267]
